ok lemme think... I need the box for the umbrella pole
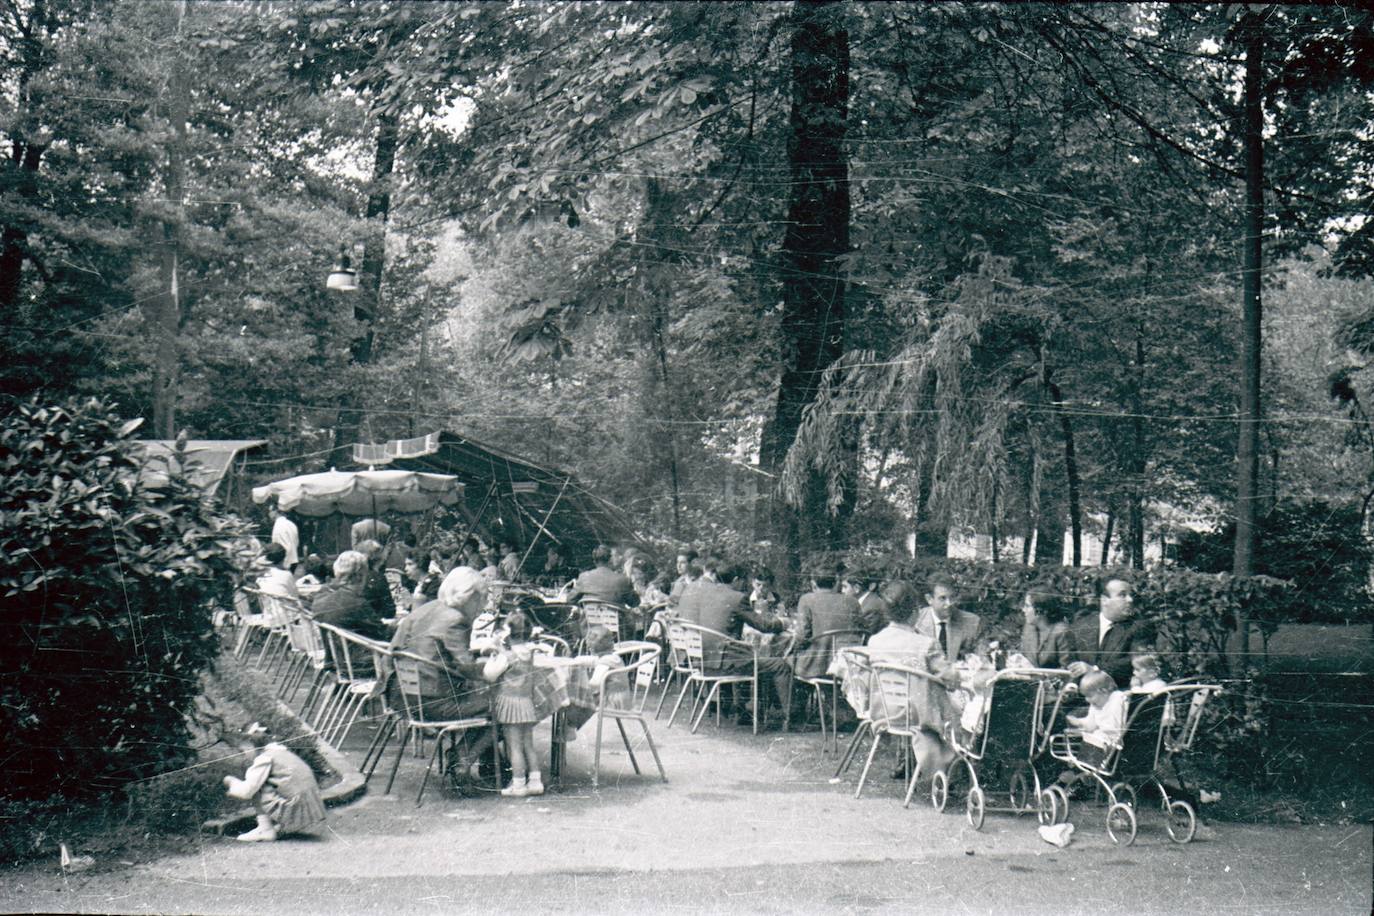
[517,476,571,574]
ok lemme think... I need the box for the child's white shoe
[500,778,529,798]
[236,818,279,842]
[526,772,544,796]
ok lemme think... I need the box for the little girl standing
[483,610,543,797]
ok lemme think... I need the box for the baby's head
[1079,670,1116,708]
[1131,652,1161,684]
[585,624,615,656]
[505,610,533,644]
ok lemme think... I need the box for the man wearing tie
[1069,577,1151,688]
[915,572,982,662]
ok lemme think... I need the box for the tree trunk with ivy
[759,0,851,566]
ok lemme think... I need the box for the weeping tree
[783,255,1071,561]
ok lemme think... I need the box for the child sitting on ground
[1065,670,1128,767]
[483,610,543,797]
[223,722,326,842]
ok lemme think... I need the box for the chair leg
[855,731,886,799]
[417,729,444,806]
[814,683,828,751]
[752,678,759,735]
[830,682,841,755]
[593,708,605,789]
[692,683,721,734]
[362,714,398,785]
[902,736,925,808]
[383,725,411,795]
[653,670,678,720]
[835,720,872,780]
[639,718,667,782]
[666,676,694,729]
[615,717,641,774]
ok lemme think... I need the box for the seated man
[793,569,865,681]
[1068,577,1154,689]
[667,548,699,607]
[376,567,494,767]
[675,559,792,726]
[567,544,640,609]
[914,572,982,663]
[497,542,523,582]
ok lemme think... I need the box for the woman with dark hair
[1018,588,1080,669]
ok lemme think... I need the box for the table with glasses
[531,654,597,781]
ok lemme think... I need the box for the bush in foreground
[0,398,251,800]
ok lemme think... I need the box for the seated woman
[866,589,961,776]
[1017,589,1080,669]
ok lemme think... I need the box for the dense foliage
[0,1,1371,583]
[0,398,250,798]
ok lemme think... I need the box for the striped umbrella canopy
[251,469,463,517]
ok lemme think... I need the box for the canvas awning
[132,439,267,495]
[351,431,646,568]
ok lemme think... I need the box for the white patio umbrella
[251,469,464,517]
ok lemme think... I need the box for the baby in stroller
[1063,670,1128,767]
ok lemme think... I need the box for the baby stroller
[935,667,1074,830]
[1049,681,1222,845]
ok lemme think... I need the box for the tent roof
[351,431,645,559]
[133,439,267,494]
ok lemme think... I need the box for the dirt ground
[4,707,1371,915]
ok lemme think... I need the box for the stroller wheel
[1049,784,1071,824]
[966,785,986,830]
[931,770,949,813]
[1106,801,1137,846]
[1110,781,1137,811]
[1037,788,1059,826]
[1166,799,1197,844]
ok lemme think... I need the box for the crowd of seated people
[252,507,1174,761]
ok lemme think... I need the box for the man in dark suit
[567,544,639,608]
[914,572,982,662]
[1069,577,1151,688]
[794,570,867,680]
[675,558,791,725]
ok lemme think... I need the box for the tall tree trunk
[1233,12,1266,650]
[1100,507,1115,565]
[757,0,850,565]
[334,109,397,465]
[1232,13,1265,578]
[1047,380,1083,566]
[1128,335,1147,569]
[642,179,684,540]
[0,0,48,322]
[151,0,189,439]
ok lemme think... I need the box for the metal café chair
[590,641,668,789]
[666,621,761,735]
[370,650,498,807]
[314,622,387,748]
[655,619,694,720]
[791,627,867,753]
[855,660,944,801]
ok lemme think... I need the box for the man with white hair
[378,565,492,723]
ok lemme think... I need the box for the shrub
[1175,499,1372,624]
[0,398,252,799]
